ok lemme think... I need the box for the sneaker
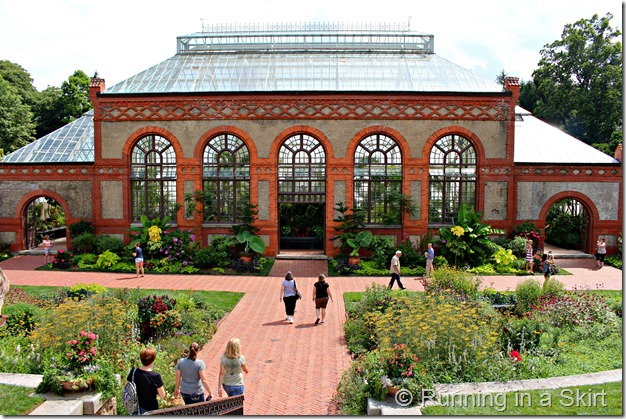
[315,318,320,325]
[289,317,294,324]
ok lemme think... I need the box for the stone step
[29,400,83,415]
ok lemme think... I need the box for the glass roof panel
[2,110,94,163]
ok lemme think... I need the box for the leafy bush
[0,336,41,374]
[505,236,529,258]
[421,266,482,300]
[137,295,177,340]
[95,235,126,256]
[515,279,543,315]
[71,232,98,254]
[157,229,199,264]
[96,250,120,269]
[68,220,94,238]
[605,256,622,269]
[368,235,395,269]
[531,291,621,329]
[67,283,108,300]
[395,237,423,268]
[74,253,98,269]
[51,249,73,269]
[499,315,547,352]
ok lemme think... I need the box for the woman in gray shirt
[174,342,213,404]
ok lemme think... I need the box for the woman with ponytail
[174,342,213,405]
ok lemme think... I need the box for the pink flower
[510,350,522,362]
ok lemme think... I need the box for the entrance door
[278,134,326,251]
[24,201,38,250]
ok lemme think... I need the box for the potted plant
[346,230,373,264]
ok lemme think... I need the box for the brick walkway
[0,256,621,415]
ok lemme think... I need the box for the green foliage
[0,383,46,415]
[331,202,366,255]
[0,336,42,373]
[438,204,504,267]
[421,266,482,300]
[0,77,35,155]
[546,200,584,248]
[235,230,266,255]
[368,235,395,269]
[395,237,423,268]
[193,235,237,269]
[605,255,622,269]
[0,303,41,338]
[67,283,108,300]
[95,235,126,256]
[127,215,172,258]
[230,202,260,236]
[74,253,98,269]
[346,230,373,257]
[499,315,547,352]
[504,235,529,257]
[532,13,622,145]
[71,232,98,254]
[515,279,544,315]
[68,220,94,239]
[96,250,120,269]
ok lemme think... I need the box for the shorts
[315,297,329,309]
[44,248,51,255]
[135,257,144,263]
[182,392,208,405]
[222,384,244,397]
[595,253,606,262]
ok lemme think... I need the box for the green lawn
[0,384,45,415]
[422,381,622,415]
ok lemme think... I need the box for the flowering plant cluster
[52,249,73,269]
[66,330,98,370]
[386,343,419,379]
[157,229,198,265]
[510,350,522,362]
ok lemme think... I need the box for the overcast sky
[0,0,621,91]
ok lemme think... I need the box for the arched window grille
[202,134,250,222]
[354,134,402,224]
[130,135,177,222]
[278,134,326,203]
[428,134,476,224]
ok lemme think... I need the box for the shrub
[71,232,98,254]
[531,291,621,329]
[515,279,543,315]
[421,266,482,300]
[542,278,565,296]
[137,295,177,340]
[68,220,94,238]
[395,237,423,268]
[368,235,395,269]
[0,336,41,374]
[498,315,546,352]
[74,253,98,269]
[51,249,73,269]
[67,283,108,301]
[96,250,120,269]
[505,236,529,258]
[95,235,126,256]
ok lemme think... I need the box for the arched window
[130,135,177,222]
[202,134,250,222]
[354,134,402,224]
[278,134,326,203]
[429,134,476,224]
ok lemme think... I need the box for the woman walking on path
[312,274,333,325]
[595,237,607,268]
[126,347,166,415]
[174,342,213,405]
[218,338,248,397]
[280,271,299,324]
[525,239,535,275]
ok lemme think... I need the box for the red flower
[510,350,522,362]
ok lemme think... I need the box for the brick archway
[538,191,599,254]
[16,190,73,251]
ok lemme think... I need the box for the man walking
[388,250,405,290]
[425,242,435,278]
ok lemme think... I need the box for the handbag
[294,280,302,300]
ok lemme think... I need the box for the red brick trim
[193,126,259,161]
[120,126,184,164]
[421,126,487,162]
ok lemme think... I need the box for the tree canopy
[529,13,622,146]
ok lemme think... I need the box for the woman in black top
[126,347,165,414]
[312,274,333,325]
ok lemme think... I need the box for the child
[42,235,52,264]
[541,253,553,287]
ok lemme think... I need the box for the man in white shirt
[388,250,406,290]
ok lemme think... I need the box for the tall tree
[0,77,35,156]
[0,60,38,107]
[531,13,622,145]
[60,70,92,125]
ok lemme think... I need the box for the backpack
[122,368,139,414]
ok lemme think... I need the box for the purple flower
[182,261,188,266]
[173,238,178,243]
[190,234,196,242]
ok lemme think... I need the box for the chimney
[89,77,105,108]
[503,77,520,104]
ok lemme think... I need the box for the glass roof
[107,23,501,94]
[2,110,94,163]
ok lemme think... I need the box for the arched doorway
[23,197,67,250]
[278,134,326,252]
[545,198,590,252]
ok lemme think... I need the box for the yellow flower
[148,225,162,242]
[451,225,465,237]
